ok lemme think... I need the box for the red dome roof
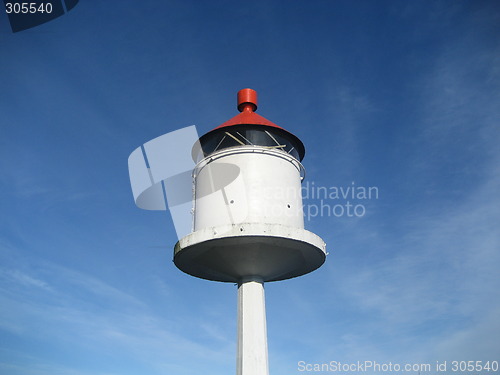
[199,88,305,161]
[214,88,284,130]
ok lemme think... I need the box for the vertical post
[237,277,269,375]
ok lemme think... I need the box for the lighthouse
[128,89,326,375]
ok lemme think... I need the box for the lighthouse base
[173,223,326,283]
[237,278,269,375]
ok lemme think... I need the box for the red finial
[237,88,258,112]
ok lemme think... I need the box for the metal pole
[236,277,269,375]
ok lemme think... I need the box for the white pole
[237,277,269,375]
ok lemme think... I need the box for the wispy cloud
[0,244,233,374]
[300,5,500,365]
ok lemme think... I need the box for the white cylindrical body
[237,278,269,375]
[194,146,304,231]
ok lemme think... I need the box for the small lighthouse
[174,89,326,375]
[128,88,326,375]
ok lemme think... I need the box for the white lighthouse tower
[129,89,326,375]
[175,88,326,375]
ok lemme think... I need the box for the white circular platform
[174,223,326,282]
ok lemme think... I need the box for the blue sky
[1,1,499,374]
